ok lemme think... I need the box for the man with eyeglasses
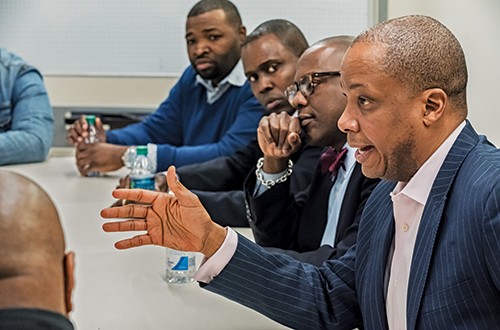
[243,36,380,265]
[102,16,500,329]
[113,19,323,228]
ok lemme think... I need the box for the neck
[0,275,67,316]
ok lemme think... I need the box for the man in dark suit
[118,19,322,227]
[102,15,500,329]
[0,171,75,329]
[245,36,379,265]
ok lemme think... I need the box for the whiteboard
[0,0,377,76]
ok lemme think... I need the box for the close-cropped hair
[354,15,468,110]
[188,0,242,28]
[243,19,308,58]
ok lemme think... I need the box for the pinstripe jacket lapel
[357,181,396,329]
[406,122,479,330]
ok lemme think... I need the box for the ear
[421,88,447,126]
[63,252,75,315]
[238,25,247,44]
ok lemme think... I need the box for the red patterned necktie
[320,147,347,177]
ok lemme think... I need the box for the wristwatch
[121,146,137,169]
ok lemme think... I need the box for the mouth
[265,98,286,112]
[298,114,314,128]
[354,145,375,163]
[195,59,213,71]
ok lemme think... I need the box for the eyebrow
[347,82,367,90]
[185,28,221,39]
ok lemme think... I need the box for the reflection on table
[4,154,287,330]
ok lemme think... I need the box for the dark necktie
[320,147,347,177]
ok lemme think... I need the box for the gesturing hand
[101,166,226,258]
[257,112,302,173]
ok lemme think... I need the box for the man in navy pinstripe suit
[102,15,500,330]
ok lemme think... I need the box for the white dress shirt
[386,121,465,330]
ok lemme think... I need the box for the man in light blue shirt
[0,48,53,165]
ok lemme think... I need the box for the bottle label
[171,256,190,271]
[130,176,155,190]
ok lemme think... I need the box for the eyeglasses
[284,71,341,105]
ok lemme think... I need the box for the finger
[267,113,282,145]
[166,166,199,205]
[79,115,88,132]
[109,188,161,205]
[102,219,148,232]
[66,125,79,145]
[289,116,301,135]
[100,203,149,219]
[95,116,103,130]
[114,234,153,250]
[155,173,168,192]
[276,113,292,148]
[287,132,302,151]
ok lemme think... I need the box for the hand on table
[101,166,226,258]
[75,142,127,176]
[66,115,106,145]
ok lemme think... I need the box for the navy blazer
[245,154,379,265]
[203,122,500,329]
[177,139,322,227]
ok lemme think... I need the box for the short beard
[385,133,419,182]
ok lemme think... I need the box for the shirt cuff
[147,143,157,173]
[193,228,238,284]
[253,169,287,197]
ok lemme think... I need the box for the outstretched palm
[101,167,225,256]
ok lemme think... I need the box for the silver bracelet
[255,157,293,188]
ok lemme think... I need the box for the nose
[290,90,308,110]
[337,101,358,133]
[193,41,209,57]
[258,75,274,94]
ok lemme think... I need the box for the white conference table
[4,153,288,330]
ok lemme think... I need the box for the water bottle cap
[136,145,148,156]
[85,115,96,126]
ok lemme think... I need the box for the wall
[45,0,500,146]
[388,0,500,145]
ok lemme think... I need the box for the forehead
[242,34,296,68]
[295,44,344,79]
[186,9,233,34]
[340,42,388,85]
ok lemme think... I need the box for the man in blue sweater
[67,0,264,175]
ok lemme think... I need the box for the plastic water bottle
[84,115,100,177]
[129,146,155,190]
[165,248,196,284]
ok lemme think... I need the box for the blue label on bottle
[130,176,155,190]
[172,256,189,271]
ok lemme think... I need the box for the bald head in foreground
[0,171,75,329]
[102,15,500,329]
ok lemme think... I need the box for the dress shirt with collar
[321,145,356,246]
[193,121,467,294]
[253,143,356,247]
[107,59,264,171]
[195,60,246,104]
[386,120,466,330]
[148,61,247,167]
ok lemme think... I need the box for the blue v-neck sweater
[106,65,264,171]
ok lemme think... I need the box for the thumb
[166,166,198,205]
[95,117,104,130]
